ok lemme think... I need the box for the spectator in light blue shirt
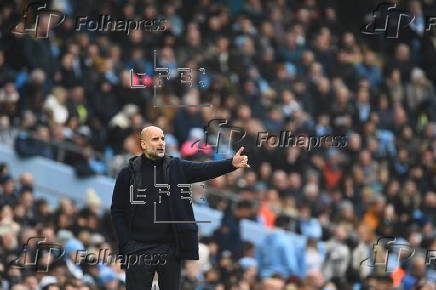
[376,129,396,158]
[401,254,434,290]
[355,51,382,88]
[298,204,323,241]
[256,215,306,279]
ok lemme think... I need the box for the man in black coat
[111,126,250,290]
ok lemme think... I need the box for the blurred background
[0,0,435,289]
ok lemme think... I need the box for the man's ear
[140,139,146,150]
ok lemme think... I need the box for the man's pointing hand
[232,146,250,168]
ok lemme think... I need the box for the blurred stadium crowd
[0,0,435,289]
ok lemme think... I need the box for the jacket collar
[141,153,164,166]
[128,154,173,174]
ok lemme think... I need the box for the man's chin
[157,152,165,157]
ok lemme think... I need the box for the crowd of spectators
[0,0,435,289]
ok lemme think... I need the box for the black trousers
[124,242,181,290]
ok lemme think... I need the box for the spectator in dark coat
[216,200,254,260]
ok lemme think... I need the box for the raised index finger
[235,146,245,156]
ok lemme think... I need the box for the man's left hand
[232,147,250,168]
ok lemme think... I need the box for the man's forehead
[141,127,164,139]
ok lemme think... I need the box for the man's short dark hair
[242,241,255,254]
[236,200,252,209]
[367,274,393,282]
[274,215,291,228]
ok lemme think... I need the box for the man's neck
[144,152,161,161]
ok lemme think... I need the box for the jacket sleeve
[110,167,131,250]
[180,158,237,184]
